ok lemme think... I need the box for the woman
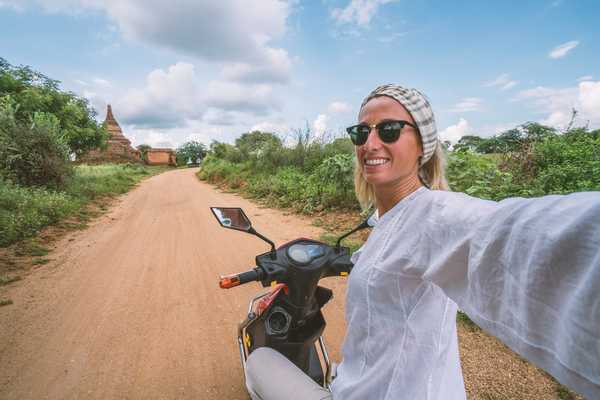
[245,84,600,400]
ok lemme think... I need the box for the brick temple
[79,105,176,166]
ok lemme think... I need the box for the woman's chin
[363,172,391,187]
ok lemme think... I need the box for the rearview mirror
[210,206,277,255]
[210,207,252,232]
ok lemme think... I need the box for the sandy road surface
[0,168,348,400]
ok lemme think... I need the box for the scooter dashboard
[286,242,326,265]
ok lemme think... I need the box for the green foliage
[200,133,358,214]
[65,163,159,200]
[447,152,516,200]
[451,125,600,199]
[455,123,558,154]
[175,140,207,166]
[0,178,78,246]
[200,119,599,215]
[0,58,107,156]
[136,144,151,162]
[0,100,73,189]
[0,164,165,247]
[529,132,600,194]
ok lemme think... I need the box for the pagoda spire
[103,104,131,146]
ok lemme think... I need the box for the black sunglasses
[346,120,417,146]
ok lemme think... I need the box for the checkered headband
[360,84,438,165]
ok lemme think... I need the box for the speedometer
[287,243,325,265]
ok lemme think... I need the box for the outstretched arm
[425,192,600,398]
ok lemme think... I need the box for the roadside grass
[14,239,49,257]
[556,384,578,400]
[0,275,21,286]
[457,310,481,332]
[0,163,168,247]
[0,299,13,307]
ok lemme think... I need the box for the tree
[454,135,486,153]
[136,144,151,162]
[0,99,72,189]
[235,131,282,158]
[176,141,207,165]
[0,57,107,156]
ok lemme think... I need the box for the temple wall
[78,142,141,164]
[146,150,176,166]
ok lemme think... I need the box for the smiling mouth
[364,158,390,166]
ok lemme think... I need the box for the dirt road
[0,168,348,400]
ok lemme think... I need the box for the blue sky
[1,0,599,148]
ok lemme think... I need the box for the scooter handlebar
[219,268,262,289]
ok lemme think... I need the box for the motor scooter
[211,207,373,390]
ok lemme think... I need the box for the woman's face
[356,96,423,189]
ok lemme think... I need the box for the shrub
[447,151,517,200]
[531,133,600,194]
[0,100,73,189]
[0,178,77,246]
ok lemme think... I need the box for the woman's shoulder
[419,189,498,225]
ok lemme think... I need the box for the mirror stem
[335,220,369,251]
[248,227,276,256]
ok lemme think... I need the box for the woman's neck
[374,174,423,216]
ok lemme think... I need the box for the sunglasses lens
[378,121,403,143]
[347,125,369,145]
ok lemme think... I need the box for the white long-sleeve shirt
[330,187,600,400]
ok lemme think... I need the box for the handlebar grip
[219,268,262,289]
[238,270,259,284]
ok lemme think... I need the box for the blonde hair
[354,141,449,210]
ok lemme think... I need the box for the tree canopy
[0,57,107,156]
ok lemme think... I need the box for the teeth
[365,158,389,166]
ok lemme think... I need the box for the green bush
[447,151,517,200]
[199,123,600,214]
[530,133,600,194]
[1,57,107,156]
[0,164,165,247]
[0,178,77,246]
[0,100,73,189]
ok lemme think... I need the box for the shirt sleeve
[423,192,600,399]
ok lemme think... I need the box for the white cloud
[250,121,289,134]
[484,73,518,90]
[514,81,600,128]
[328,101,352,114]
[185,132,212,145]
[115,62,203,127]
[439,118,472,144]
[143,131,176,148]
[377,31,407,43]
[201,108,243,126]
[92,77,111,87]
[331,0,396,27]
[541,111,571,127]
[449,97,483,113]
[577,75,593,82]
[579,81,600,122]
[3,0,294,83]
[548,40,579,59]
[205,80,279,115]
[313,114,329,137]
[95,62,282,129]
[220,47,292,84]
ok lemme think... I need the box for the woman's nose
[363,127,382,150]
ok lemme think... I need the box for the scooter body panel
[241,288,327,385]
